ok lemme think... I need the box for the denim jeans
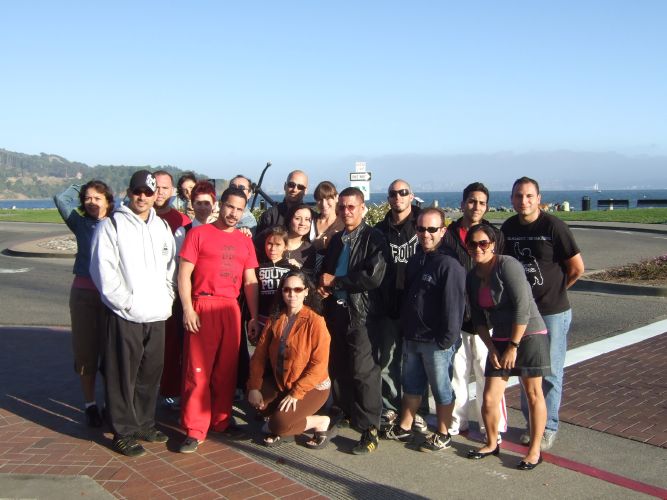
[402,339,456,405]
[521,309,572,433]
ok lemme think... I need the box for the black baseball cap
[129,170,157,194]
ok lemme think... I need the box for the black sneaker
[85,405,102,428]
[113,436,146,457]
[351,426,379,455]
[134,427,168,443]
[412,414,429,434]
[382,424,413,442]
[419,431,452,452]
[179,436,201,454]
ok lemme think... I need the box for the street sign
[350,181,371,200]
[350,172,372,182]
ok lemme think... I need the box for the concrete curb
[5,234,75,259]
[4,247,74,259]
[573,279,667,297]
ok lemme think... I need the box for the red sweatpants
[181,296,241,441]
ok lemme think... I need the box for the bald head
[284,170,308,205]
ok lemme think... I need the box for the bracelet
[509,340,520,348]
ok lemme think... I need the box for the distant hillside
[0,148,205,199]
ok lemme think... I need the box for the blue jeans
[402,340,455,405]
[521,309,571,433]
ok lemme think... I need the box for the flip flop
[304,425,338,450]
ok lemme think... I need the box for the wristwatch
[509,340,520,349]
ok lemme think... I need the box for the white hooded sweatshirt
[90,204,176,323]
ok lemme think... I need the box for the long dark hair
[78,180,114,215]
[270,269,321,318]
[285,204,313,241]
[176,172,197,201]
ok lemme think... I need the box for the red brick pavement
[507,332,667,448]
[0,327,326,499]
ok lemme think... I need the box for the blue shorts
[401,339,456,405]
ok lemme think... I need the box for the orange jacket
[247,305,330,400]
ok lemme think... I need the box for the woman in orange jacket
[247,270,335,448]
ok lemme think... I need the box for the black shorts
[485,334,551,378]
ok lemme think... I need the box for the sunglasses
[230,184,249,192]
[388,188,410,198]
[466,240,492,251]
[282,286,306,294]
[416,226,442,233]
[286,181,306,191]
[337,204,359,212]
[132,188,154,196]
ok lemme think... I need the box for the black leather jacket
[322,221,389,323]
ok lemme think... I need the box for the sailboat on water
[593,182,602,193]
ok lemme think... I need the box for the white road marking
[653,236,667,240]
[0,267,32,274]
[613,230,634,234]
[466,318,667,394]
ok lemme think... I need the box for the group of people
[55,167,584,470]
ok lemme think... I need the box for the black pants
[102,309,165,438]
[325,300,381,431]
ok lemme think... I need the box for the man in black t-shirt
[501,176,584,450]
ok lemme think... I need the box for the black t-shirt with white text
[501,212,580,315]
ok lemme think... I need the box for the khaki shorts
[69,286,105,376]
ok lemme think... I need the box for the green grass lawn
[485,207,667,224]
[0,209,64,223]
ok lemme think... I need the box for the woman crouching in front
[465,225,550,470]
[247,270,336,448]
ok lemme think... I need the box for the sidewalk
[506,332,667,448]
[1,326,666,499]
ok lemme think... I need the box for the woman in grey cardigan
[465,224,550,471]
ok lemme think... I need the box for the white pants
[450,331,507,434]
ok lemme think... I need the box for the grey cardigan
[467,255,546,339]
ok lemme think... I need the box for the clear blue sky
[2,1,666,188]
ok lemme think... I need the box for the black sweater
[401,246,466,349]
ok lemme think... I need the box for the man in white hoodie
[90,169,176,458]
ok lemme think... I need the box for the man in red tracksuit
[177,187,259,453]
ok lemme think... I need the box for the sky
[2,1,666,191]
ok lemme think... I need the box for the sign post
[350,162,371,201]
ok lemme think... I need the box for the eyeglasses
[230,184,249,192]
[466,240,492,251]
[416,226,442,233]
[286,181,306,191]
[388,188,410,198]
[282,286,306,294]
[337,204,359,212]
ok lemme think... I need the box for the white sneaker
[541,431,557,450]
[519,431,531,445]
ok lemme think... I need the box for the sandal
[304,425,338,450]
[263,434,283,447]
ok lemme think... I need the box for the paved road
[0,222,72,326]
[1,222,665,341]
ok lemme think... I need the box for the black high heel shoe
[467,445,500,460]
[517,455,543,470]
